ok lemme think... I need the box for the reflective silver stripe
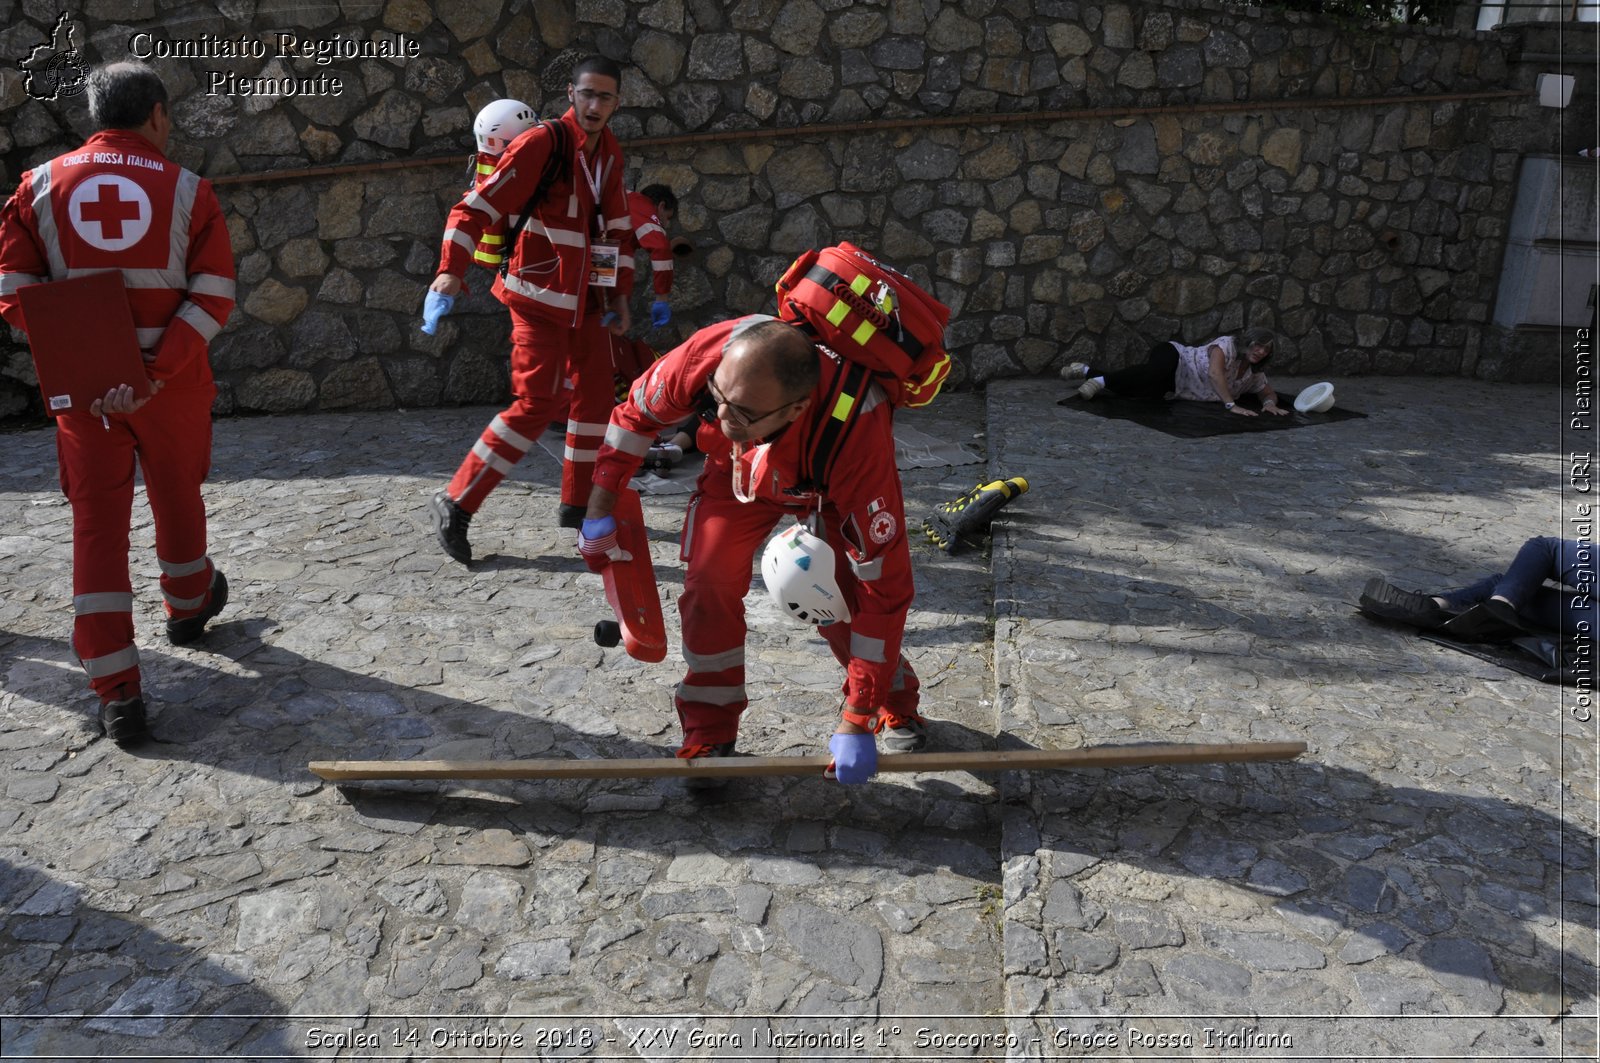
[603,214,629,233]
[850,632,887,664]
[500,272,579,310]
[489,414,534,451]
[680,494,701,560]
[81,644,140,679]
[174,301,224,342]
[444,227,475,253]
[619,258,636,272]
[471,439,516,476]
[159,554,210,578]
[850,555,885,581]
[74,592,134,615]
[674,681,746,706]
[73,266,187,289]
[189,273,235,298]
[635,221,665,240]
[462,189,503,224]
[723,314,776,356]
[136,327,165,349]
[564,445,599,463]
[167,169,199,274]
[164,587,208,610]
[859,382,886,415]
[566,419,610,435]
[541,226,586,248]
[31,168,67,277]
[654,260,674,272]
[0,271,44,295]
[603,423,653,457]
[684,645,745,673]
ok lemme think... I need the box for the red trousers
[57,385,217,699]
[445,307,613,513]
[674,482,920,748]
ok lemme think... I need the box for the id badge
[588,240,620,288]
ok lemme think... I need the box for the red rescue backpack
[774,242,952,409]
[773,243,953,495]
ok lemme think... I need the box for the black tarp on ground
[1056,387,1367,438]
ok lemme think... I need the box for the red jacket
[626,190,673,299]
[0,129,235,392]
[594,315,915,709]
[438,108,631,324]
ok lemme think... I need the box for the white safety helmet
[473,98,537,155]
[761,523,851,627]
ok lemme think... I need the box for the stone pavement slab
[988,375,1596,1061]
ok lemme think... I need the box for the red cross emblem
[80,182,142,240]
[67,175,152,252]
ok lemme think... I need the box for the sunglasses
[706,376,796,429]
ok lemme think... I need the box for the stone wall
[0,0,1571,423]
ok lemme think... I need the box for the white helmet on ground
[474,99,537,155]
[762,523,851,626]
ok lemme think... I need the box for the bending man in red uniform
[428,56,633,566]
[0,61,235,746]
[580,316,927,787]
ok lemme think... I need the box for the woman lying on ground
[1062,326,1288,417]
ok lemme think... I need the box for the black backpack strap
[499,120,572,278]
[797,359,873,496]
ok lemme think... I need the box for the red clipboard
[17,270,148,416]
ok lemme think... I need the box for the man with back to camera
[579,316,928,788]
[428,55,633,565]
[0,60,236,746]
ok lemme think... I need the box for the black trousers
[1095,342,1181,398]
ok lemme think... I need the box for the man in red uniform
[627,184,678,330]
[428,56,633,565]
[0,61,235,746]
[580,316,927,787]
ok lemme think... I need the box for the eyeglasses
[573,88,618,105]
[706,376,794,429]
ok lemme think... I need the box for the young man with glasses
[580,315,927,788]
[428,56,633,565]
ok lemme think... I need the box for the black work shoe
[167,570,229,646]
[1358,578,1452,630]
[557,503,586,530]
[430,490,473,565]
[100,692,148,747]
[880,711,929,753]
[679,739,736,793]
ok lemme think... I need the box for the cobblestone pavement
[0,378,1594,1060]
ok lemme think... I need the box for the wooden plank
[309,741,1306,782]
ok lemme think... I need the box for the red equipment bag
[774,242,952,409]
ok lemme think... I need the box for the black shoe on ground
[1358,578,1452,630]
[167,570,229,646]
[431,490,473,565]
[557,503,586,530]
[100,692,148,747]
[679,739,737,793]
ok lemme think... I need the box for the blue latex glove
[827,732,877,784]
[650,300,671,328]
[579,515,631,572]
[600,310,620,328]
[420,290,455,335]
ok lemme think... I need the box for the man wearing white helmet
[464,98,537,270]
[580,316,925,787]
